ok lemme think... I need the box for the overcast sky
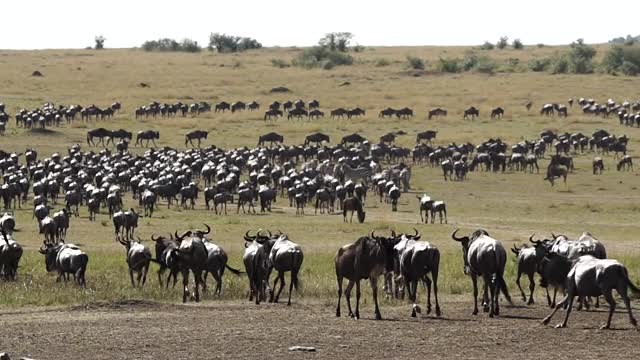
[1,0,638,49]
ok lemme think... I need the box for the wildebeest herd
[0,95,638,332]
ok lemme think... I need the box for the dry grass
[0,46,639,306]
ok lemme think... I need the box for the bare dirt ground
[1,298,639,359]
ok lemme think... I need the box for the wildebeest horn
[391,229,396,237]
[175,230,191,241]
[413,228,420,238]
[370,230,376,239]
[266,229,272,238]
[551,232,557,239]
[151,234,160,242]
[529,234,542,245]
[244,230,253,242]
[451,229,464,242]
[202,224,211,235]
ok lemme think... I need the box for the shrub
[480,41,494,50]
[621,61,639,75]
[551,55,569,74]
[94,36,105,50]
[142,38,201,52]
[461,53,479,71]
[513,38,524,49]
[406,56,425,70]
[208,33,261,53]
[319,32,353,52]
[528,58,550,72]
[438,57,461,73]
[602,45,640,75]
[352,44,365,53]
[293,46,353,69]
[271,59,290,68]
[497,36,509,50]
[474,56,497,74]
[537,43,545,48]
[567,39,596,74]
[374,58,391,67]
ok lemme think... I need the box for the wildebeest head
[370,230,402,272]
[192,224,211,239]
[38,240,61,272]
[451,229,488,275]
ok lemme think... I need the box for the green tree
[512,38,524,50]
[319,32,353,52]
[94,36,106,50]
[497,36,509,49]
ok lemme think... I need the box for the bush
[461,53,479,71]
[374,58,391,67]
[406,56,425,70]
[537,43,545,48]
[319,32,353,52]
[438,57,461,73]
[352,44,365,53]
[551,55,569,74]
[480,41,494,50]
[513,39,524,49]
[142,38,201,52]
[292,46,353,69]
[621,61,639,75]
[528,58,551,72]
[474,56,497,74]
[271,59,290,68]
[94,36,105,50]
[497,36,509,50]
[208,33,262,53]
[567,39,596,74]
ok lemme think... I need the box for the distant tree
[567,38,596,74]
[497,36,509,50]
[319,32,353,52]
[208,33,261,53]
[512,38,524,50]
[480,41,494,50]
[94,36,106,50]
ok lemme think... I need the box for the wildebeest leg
[182,269,190,303]
[129,269,135,287]
[287,270,297,306]
[618,285,638,329]
[274,272,286,303]
[432,268,441,316]
[354,280,362,319]
[214,270,223,296]
[423,276,432,315]
[194,271,203,302]
[336,275,343,317]
[527,272,535,305]
[370,276,382,320]
[600,289,616,330]
[516,270,526,302]
[158,268,165,287]
[482,276,490,313]
[471,274,479,315]
[141,265,149,287]
[409,279,420,317]
[345,280,355,318]
[486,275,496,317]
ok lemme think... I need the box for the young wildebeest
[266,233,304,305]
[617,155,633,171]
[150,234,181,288]
[451,229,513,317]
[593,157,604,175]
[335,231,399,319]
[511,240,545,305]
[118,236,152,287]
[342,197,365,223]
[540,253,640,330]
[39,240,89,287]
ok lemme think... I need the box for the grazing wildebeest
[257,132,284,146]
[342,197,365,223]
[592,157,604,175]
[416,130,437,144]
[263,109,283,120]
[617,155,633,171]
[118,236,152,287]
[86,128,112,147]
[304,132,330,146]
[135,130,160,147]
[266,233,304,305]
[428,108,447,120]
[185,130,208,147]
[451,229,513,317]
[490,107,504,118]
[511,241,545,305]
[335,231,399,319]
[309,109,324,119]
[540,253,640,330]
[545,164,568,187]
[463,106,479,120]
[39,241,89,287]
[243,230,270,304]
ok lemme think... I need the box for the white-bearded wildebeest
[463,106,479,120]
[199,225,243,296]
[0,225,22,280]
[52,208,70,242]
[39,240,89,287]
[451,229,513,317]
[265,233,304,305]
[258,185,276,212]
[335,231,399,320]
[342,197,365,223]
[263,109,283,120]
[303,132,330,146]
[388,184,400,212]
[173,229,208,303]
[237,187,257,214]
[86,128,112,147]
[398,230,442,318]
[427,108,447,120]
[124,208,141,240]
[511,240,546,305]
[257,132,284,146]
[185,130,208,148]
[141,189,156,217]
[39,216,57,243]
[490,107,504,118]
[592,157,604,174]
[112,210,127,239]
[135,130,160,147]
[540,253,640,330]
[243,230,271,305]
[416,130,437,144]
[213,192,233,215]
[0,212,15,234]
[150,234,181,288]
[617,155,633,171]
[118,236,152,288]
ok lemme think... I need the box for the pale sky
[1,0,638,49]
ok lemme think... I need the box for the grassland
[0,45,639,307]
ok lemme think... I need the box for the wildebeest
[335,231,399,319]
[135,130,160,147]
[545,164,568,187]
[418,195,447,224]
[511,241,545,305]
[0,212,15,234]
[304,132,330,146]
[257,132,284,146]
[490,107,504,118]
[39,240,89,287]
[463,106,479,120]
[593,157,604,175]
[416,130,437,144]
[0,225,22,280]
[451,229,513,317]
[118,236,152,287]
[202,230,243,296]
[215,101,230,112]
[263,109,283,120]
[86,128,112,147]
[266,233,304,305]
[341,133,367,146]
[540,253,640,330]
[617,155,633,171]
[388,184,400,212]
[342,197,365,223]
[173,230,208,303]
[428,108,447,120]
[150,234,181,288]
[185,130,208,148]
[243,230,270,304]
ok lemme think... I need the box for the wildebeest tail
[495,273,513,305]
[622,267,640,296]
[291,251,302,292]
[225,264,244,275]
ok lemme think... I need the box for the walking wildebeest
[39,240,89,287]
[185,130,208,147]
[451,229,513,317]
[342,197,365,223]
[463,106,479,120]
[135,130,160,147]
[118,236,152,287]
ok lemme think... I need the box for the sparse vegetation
[480,41,495,50]
[374,58,391,67]
[406,55,425,70]
[512,38,524,49]
[528,57,551,72]
[94,36,106,50]
[293,46,354,69]
[497,36,509,50]
[141,38,202,53]
[208,33,262,53]
[271,58,290,68]
[437,57,461,73]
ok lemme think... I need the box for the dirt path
[1,299,639,359]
